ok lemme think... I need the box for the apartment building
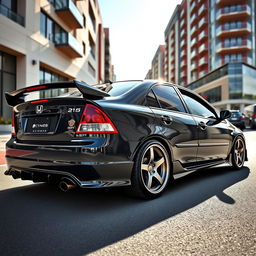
[0,0,107,120]
[104,28,114,82]
[161,0,256,111]
[146,45,165,80]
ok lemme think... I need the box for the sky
[98,0,181,81]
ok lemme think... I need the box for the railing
[55,32,83,56]
[216,40,252,50]
[190,26,196,35]
[190,1,196,11]
[198,4,206,15]
[198,17,207,28]
[191,37,197,46]
[216,22,251,34]
[53,0,83,27]
[199,57,207,66]
[217,5,251,17]
[0,3,24,26]
[199,43,207,53]
[199,30,207,40]
[191,50,196,58]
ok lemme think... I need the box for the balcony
[216,0,245,7]
[198,4,207,16]
[191,37,197,47]
[180,19,185,28]
[180,39,186,48]
[198,30,208,41]
[190,1,196,13]
[181,60,186,67]
[217,22,251,38]
[199,57,208,66]
[180,9,185,18]
[198,17,207,29]
[199,43,208,53]
[54,0,83,28]
[180,29,186,39]
[190,13,197,26]
[217,5,251,22]
[0,3,24,26]
[55,32,83,58]
[180,49,186,57]
[216,40,252,54]
[181,71,186,78]
[199,70,206,78]
[191,62,197,71]
[191,50,197,59]
[190,26,197,36]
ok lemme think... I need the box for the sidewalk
[0,133,11,165]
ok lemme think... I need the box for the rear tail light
[253,113,256,120]
[12,112,16,135]
[240,115,245,120]
[76,104,118,134]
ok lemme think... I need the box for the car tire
[230,137,246,170]
[130,140,171,199]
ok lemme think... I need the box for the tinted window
[107,81,141,96]
[146,90,160,108]
[153,85,185,112]
[181,92,216,118]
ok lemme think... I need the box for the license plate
[231,118,237,121]
[25,116,57,134]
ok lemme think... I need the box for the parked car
[228,110,246,130]
[4,80,248,199]
[244,104,256,129]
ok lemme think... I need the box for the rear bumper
[5,138,133,188]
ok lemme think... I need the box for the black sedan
[4,80,247,199]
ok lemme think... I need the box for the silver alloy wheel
[140,144,170,194]
[234,138,245,168]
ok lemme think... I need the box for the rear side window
[152,85,186,112]
[146,90,160,108]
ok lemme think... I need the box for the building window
[40,11,66,43]
[39,67,68,98]
[0,51,16,120]
[88,62,96,77]
[83,14,86,27]
[199,86,221,103]
[89,33,96,59]
[83,42,86,55]
[0,0,24,26]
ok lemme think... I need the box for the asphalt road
[0,131,255,256]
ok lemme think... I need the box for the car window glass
[152,86,185,112]
[181,93,216,118]
[146,90,160,108]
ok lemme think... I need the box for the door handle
[161,115,173,125]
[198,121,207,130]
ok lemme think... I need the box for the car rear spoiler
[5,80,110,106]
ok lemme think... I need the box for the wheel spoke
[154,157,165,169]
[146,174,153,189]
[154,172,163,185]
[149,147,155,162]
[141,164,149,171]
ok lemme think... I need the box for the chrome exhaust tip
[59,179,76,192]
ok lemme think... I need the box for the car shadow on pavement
[0,166,250,256]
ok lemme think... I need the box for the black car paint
[5,80,246,188]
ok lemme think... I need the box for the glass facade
[0,51,16,120]
[200,86,221,103]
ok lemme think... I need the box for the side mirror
[219,110,231,120]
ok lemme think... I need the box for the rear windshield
[231,112,241,118]
[105,81,141,96]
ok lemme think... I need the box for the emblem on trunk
[36,105,43,114]
[68,119,75,127]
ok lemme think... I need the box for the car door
[146,84,198,172]
[178,88,232,165]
